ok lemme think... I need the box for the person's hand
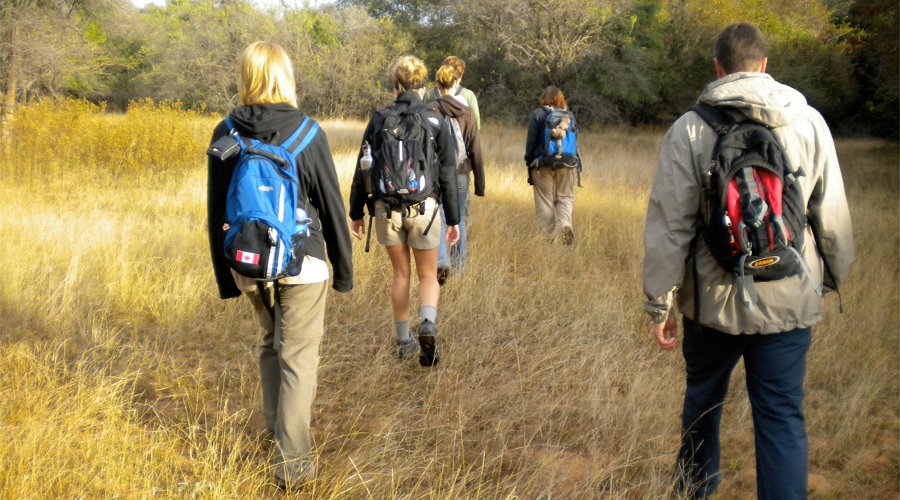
[446,225,460,247]
[651,314,679,351]
[350,219,365,240]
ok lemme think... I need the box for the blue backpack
[543,107,578,158]
[540,107,582,185]
[221,115,319,280]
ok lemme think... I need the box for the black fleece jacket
[524,106,552,166]
[348,92,460,225]
[427,95,485,197]
[207,103,353,299]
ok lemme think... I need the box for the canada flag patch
[236,250,260,266]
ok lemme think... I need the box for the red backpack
[691,103,817,309]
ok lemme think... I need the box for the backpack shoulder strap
[690,102,732,135]
[281,116,319,161]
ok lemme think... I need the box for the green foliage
[842,0,899,137]
[83,21,106,44]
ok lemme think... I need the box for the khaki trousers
[245,280,328,485]
[532,166,576,236]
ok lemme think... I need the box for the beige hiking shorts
[374,198,440,249]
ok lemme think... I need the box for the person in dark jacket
[206,41,352,490]
[524,86,579,245]
[427,63,485,283]
[349,55,460,367]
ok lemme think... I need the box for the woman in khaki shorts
[349,55,460,367]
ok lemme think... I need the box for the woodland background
[0,0,897,137]
[0,0,897,497]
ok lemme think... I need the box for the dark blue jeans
[677,317,811,499]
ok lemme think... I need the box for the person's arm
[433,113,460,225]
[524,108,544,166]
[304,130,353,293]
[206,121,241,299]
[806,111,854,291]
[464,108,485,197]
[642,116,701,342]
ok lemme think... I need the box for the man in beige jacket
[642,23,853,499]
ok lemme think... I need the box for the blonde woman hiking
[206,41,353,491]
[427,63,485,283]
[349,55,460,367]
[425,55,481,129]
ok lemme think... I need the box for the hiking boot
[396,336,418,360]
[417,319,440,367]
[560,226,574,246]
[437,266,450,286]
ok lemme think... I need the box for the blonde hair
[392,55,428,92]
[442,56,466,78]
[239,41,297,107]
[434,64,460,90]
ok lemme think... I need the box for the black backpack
[371,104,437,207]
[692,103,816,309]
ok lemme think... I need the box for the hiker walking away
[524,86,581,245]
[425,56,481,130]
[642,23,853,499]
[206,41,353,491]
[427,63,485,284]
[349,55,460,367]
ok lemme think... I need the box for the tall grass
[0,98,896,498]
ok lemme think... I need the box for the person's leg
[677,317,749,498]
[743,327,811,500]
[412,245,440,366]
[384,243,412,322]
[531,167,557,237]
[412,246,439,311]
[554,167,576,243]
[451,172,470,272]
[244,285,279,433]
[405,199,442,365]
[271,281,328,487]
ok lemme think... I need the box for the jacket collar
[395,91,424,107]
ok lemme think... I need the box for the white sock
[395,320,410,342]
[420,305,437,324]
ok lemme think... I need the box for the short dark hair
[715,23,767,74]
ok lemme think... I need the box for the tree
[844,0,899,137]
[460,0,615,85]
[0,0,122,134]
[135,0,277,111]
[279,6,412,117]
[0,0,76,134]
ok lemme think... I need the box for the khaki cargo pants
[532,166,576,236]
[245,279,328,485]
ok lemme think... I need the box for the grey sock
[420,305,437,324]
[395,321,410,342]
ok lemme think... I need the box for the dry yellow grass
[0,99,896,498]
